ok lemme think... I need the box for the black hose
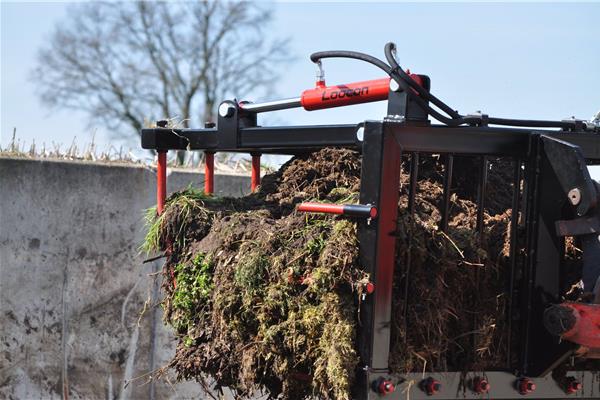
[310,50,409,92]
[384,42,461,120]
[487,117,574,129]
[310,50,391,74]
[384,42,587,130]
[310,44,592,131]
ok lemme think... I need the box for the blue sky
[1,2,599,159]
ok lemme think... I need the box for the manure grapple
[142,42,600,399]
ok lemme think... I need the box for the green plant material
[169,252,214,334]
[328,187,359,204]
[141,185,217,254]
[183,336,195,347]
[234,245,269,294]
[313,293,358,400]
[142,204,162,254]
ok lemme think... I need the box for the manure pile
[144,148,517,399]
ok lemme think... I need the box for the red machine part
[297,202,378,218]
[421,377,441,396]
[251,153,261,192]
[544,302,600,348]
[300,74,424,111]
[375,378,395,396]
[156,150,175,288]
[298,203,346,215]
[157,151,167,215]
[301,78,390,111]
[366,282,375,294]
[517,378,536,395]
[472,377,490,394]
[204,151,214,194]
[565,377,582,394]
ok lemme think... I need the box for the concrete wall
[0,157,250,399]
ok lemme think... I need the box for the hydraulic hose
[310,49,461,125]
[487,117,576,129]
[311,43,594,131]
[384,42,461,120]
[310,50,409,92]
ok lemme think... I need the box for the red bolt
[421,377,441,395]
[366,282,375,294]
[473,377,490,394]
[565,377,582,394]
[375,378,395,395]
[517,378,536,395]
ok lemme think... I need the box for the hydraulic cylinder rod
[240,97,302,113]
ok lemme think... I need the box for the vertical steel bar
[471,156,489,362]
[407,153,419,213]
[476,156,489,236]
[356,122,402,372]
[506,158,522,368]
[520,135,542,375]
[157,151,167,215]
[204,151,215,194]
[440,154,454,232]
[251,153,261,192]
[371,132,402,370]
[403,153,419,339]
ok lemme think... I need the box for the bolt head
[356,127,364,142]
[389,79,401,92]
[517,378,535,394]
[566,377,582,393]
[568,188,581,206]
[474,378,490,393]
[422,378,441,395]
[218,102,235,118]
[376,378,395,395]
[366,282,375,294]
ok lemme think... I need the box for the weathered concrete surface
[0,157,250,399]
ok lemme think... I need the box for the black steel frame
[352,122,600,399]
[141,100,600,399]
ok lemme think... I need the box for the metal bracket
[541,135,597,216]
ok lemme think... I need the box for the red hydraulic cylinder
[240,74,424,113]
[544,302,600,348]
[157,151,167,215]
[300,74,424,111]
[301,78,391,111]
[204,151,214,194]
[251,153,261,192]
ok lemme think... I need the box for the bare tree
[32,1,289,163]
